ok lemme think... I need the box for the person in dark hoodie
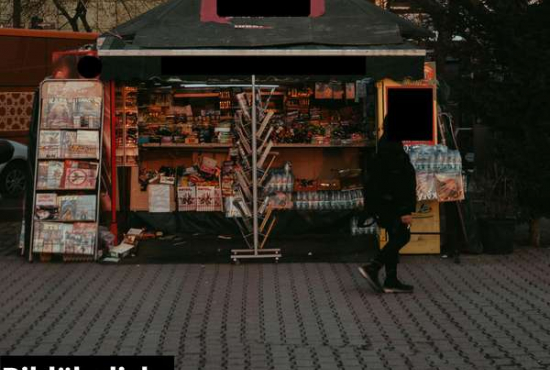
[358,113,417,293]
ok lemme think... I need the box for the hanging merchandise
[406,144,464,202]
[435,172,465,202]
[416,172,437,201]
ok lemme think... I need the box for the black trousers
[375,217,411,279]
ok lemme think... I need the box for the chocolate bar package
[177,186,197,212]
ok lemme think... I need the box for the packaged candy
[435,173,465,202]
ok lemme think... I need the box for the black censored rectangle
[386,87,435,142]
[217,0,311,17]
[0,356,174,370]
[161,56,367,76]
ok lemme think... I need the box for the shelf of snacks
[141,143,233,149]
[173,92,222,98]
[31,80,104,261]
[126,81,376,247]
[273,141,374,148]
[116,86,140,167]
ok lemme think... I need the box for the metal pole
[110,81,118,243]
[251,75,259,254]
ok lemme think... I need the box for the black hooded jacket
[365,134,417,225]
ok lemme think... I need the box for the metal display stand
[231,75,282,262]
[29,79,104,262]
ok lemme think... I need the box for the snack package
[268,192,293,210]
[177,186,197,212]
[435,172,465,202]
[196,186,222,212]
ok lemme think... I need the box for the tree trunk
[529,218,541,248]
[13,0,22,28]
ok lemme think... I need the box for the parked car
[0,139,28,197]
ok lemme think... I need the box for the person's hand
[401,215,413,225]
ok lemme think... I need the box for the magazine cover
[75,131,100,158]
[61,131,77,158]
[32,222,45,252]
[65,223,96,255]
[37,161,64,189]
[197,186,220,212]
[75,195,97,221]
[64,161,99,189]
[38,131,61,158]
[34,222,66,254]
[177,186,197,211]
[35,193,59,220]
[42,98,74,128]
[74,97,102,128]
[59,196,78,221]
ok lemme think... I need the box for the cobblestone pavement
[0,222,21,256]
[1,245,550,370]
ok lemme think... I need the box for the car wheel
[0,161,27,198]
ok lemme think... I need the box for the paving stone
[0,236,549,370]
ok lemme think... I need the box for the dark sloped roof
[104,0,430,50]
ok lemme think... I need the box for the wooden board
[401,235,440,255]
[379,200,440,255]
[271,147,362,180]
[130,166,149,211]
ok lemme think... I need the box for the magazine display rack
[29,80,104,262]
[231,76,282,262]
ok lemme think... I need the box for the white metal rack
[231,76,282,262]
